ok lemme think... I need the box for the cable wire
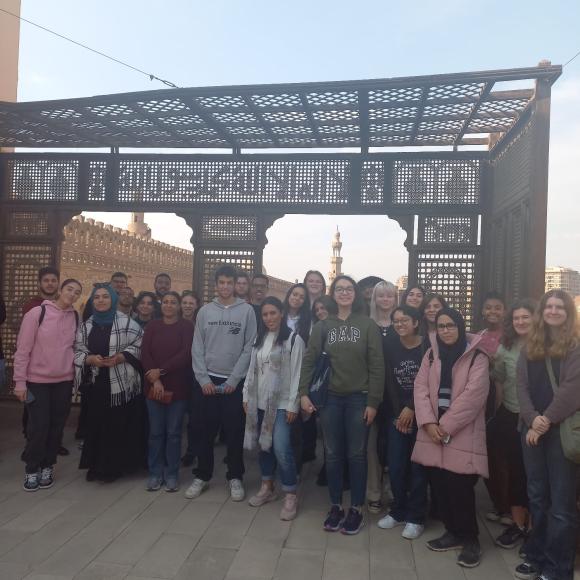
[563,49,580,68]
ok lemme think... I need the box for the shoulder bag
[308,322,330,409]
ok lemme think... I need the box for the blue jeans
[257,409,298,492]
[146,399,187,482]
[522,427,578,580]
[387,421,427,524]
[319,392,369,507]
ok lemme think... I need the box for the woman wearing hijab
[412,308,489,568]
[74,284,145,482]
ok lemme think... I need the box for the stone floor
[0,400,576,580]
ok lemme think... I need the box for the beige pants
[366,421,383,502]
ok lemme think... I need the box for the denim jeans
[146,398,187,482]
[521,427,578,580]
[387,421,427,524]
[319,392,369,507]
[257,409,298,492]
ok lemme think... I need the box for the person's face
[375,288,397,312]
[262,303,283,332]
[154,275,171,296]
[93,288,112,312]
[314,302,329,321]
[513,308,533,337]
[392,311,418,338]
[288,287,306,312]
[425,298,444,324]
[59,282,82,306]
[235,277,250,298]
[251,278,268,303]
[216,275,235,301]
[483,299,505,325]
[110,276,127,293]
[161,294,180,318]
[118,287,134,307]
[181,295,196,318]
[437,314,459,346]
[543,297,567,328]
[137,296,154,318]
[305,274,324,298]
[405,287,424,308]
[40,274,59,297]
[333,279,355,308]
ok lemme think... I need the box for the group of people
[9,264,580,579]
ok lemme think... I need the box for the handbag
[308,322,331,409]
[146,387,174,405]
[545,357,580,463]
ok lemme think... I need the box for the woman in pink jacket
[412,307,489,568]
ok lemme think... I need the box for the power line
[563,49,580,68]
[0,6,180,88]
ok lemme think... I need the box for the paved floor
[0,401,576,580]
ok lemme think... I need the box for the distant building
[329,227,343,285]
[396,275,408,291]
[545,266,580,297]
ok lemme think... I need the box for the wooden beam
[358,90,370,153]
[409,87,429,145]
[454,81,494,148]
[299,93,322,146]
[241,96,281,148]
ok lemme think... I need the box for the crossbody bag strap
[545,357,558,393]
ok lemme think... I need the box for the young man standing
[110,272,128,293]
[117,287,135,316]
[186,265,257,502]
[154,273,172,301]
[234,271,251,302]
[22,267,60,314]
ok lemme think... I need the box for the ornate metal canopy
[0,65,561,150]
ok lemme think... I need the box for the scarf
[89,284,118,326]
[435,307,467,411]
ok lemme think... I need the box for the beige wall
[0,0,20,103]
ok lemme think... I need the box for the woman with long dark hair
[243,297,305,520]
[283,283,311,346]
[420,293,449,341]
[401,285,426,310]
[514,290,580,580]
[312,295,336,323]
[299,275,384,535]
[134,291,157,329]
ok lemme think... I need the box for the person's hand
[223,384,235,394]
[201,382,216,395]
[363,406,377,426]
[425,423,445,444]
[243,402,248,414]
[105,353,125,367]
[86,354,106,367]
[396,407,414,433]
[146,368,161,382]
[532,415,550,435]
[152,380,165,401]
[15,389,27,403]
[286,411,298,424]
[526,428,541,447]
[301,395,316,415]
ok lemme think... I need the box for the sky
[8,0,580,282]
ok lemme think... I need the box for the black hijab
[435,307,467,395]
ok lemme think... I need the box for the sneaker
[146,476,163,491]
[499,513,515,526]
[23,472,39,492]
[402,522,425,540]
[426,531,463,552]
[514,561,541,580]
[485,509,502,522]
[229,479,245,502]
[457,540,481,568]
[486,509,513,525]
[496,524,527,549]
[323,505,345,532]
[165,478,179,493]
[377,514,405,529]
[367,500,382,514]
[248,483,277,507]
[184,478,209,499]
[39,466,54,489]
[280,493,298,521]
[341,507,364,535]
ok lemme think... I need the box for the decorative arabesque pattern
[420,216,477,245]
[201,216,258,241]
[8,212,50,236]
[9,159,78,201]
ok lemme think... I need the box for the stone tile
[225,536,283,580]
[75,562,131,580]
[0,561,29,580]
[167,500,221,539]
[323,539,370,580]
[131,533,196,579]
[273,548,324,580]
[3,499,75,533]
[369,520,415,573]
[0,529,30,558]
[199,500,257,550]
[412,532,465,580]
[23,575,73,580]
[245,498,291,542]
[284,509,328,551]
[175,546,236,580]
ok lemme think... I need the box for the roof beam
[409,87,429,145]
[358,90,370,153]
[454,81,494,149]
[182,99,239,150]
[299,94,322,146]
[241,96,281,147]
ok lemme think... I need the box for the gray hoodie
[192,297,257,387]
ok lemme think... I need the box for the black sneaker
[514,561,541,580]
[426,531,463,552]
[341,507,364,535]
[323,505,345,532]
[23,472,40,492]
[39,466,54,489]
[457,540,481,568]
[496,524,527,549]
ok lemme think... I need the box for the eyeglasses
[334,286,354,294]
[393,317,412,326]
[437,322,458,331]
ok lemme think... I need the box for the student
[154,273,172,301]
[75,284,145,483]
[299,275,385,535]
[117,286,135,316]
[377,305,427,539]
[283,283,311,347]
[312,296,335,323]
[412,308,489,568]
[110,272,128,293]
[478,291,506,357]
[491,300,535,550]
[181,291,201,325]
[401,285,426,310]
[141,292,194,492]
[303,270,326,306]
[370,281,398,339]
[186,265,257,501]
[14,279,82,491]
[250,274,269,321]
[243,297,305,520]
[235,272,251,302]
[420,293,449,337]
[358,276,385,314]
[22,266,60,314]
[133,291,157,329]
[515,290,580,580]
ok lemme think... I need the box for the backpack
[38,304,80,329]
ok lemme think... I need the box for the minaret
[127,212,151,238]
[329,227,343,284]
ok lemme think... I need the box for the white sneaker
[229,478,245,502]
[377,514,405,529]
[402,522,424,539]
[184,478,208,499]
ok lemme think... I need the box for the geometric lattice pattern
[420,216,478,245]
[201,249,256,302]
[8,159,78,201]
[8,212,50,237]
[201,216,258,241]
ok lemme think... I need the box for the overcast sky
[9,0,580,282]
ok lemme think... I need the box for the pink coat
[411,334,490,478]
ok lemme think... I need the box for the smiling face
[512,307,533,337]
[375,287,397,313]
[137,295,154,319]
[424,297,444,324]
[437,314,459,346]
[181,295,197,318]
[251,277,268,304]
[110,276,127,293]
[40,274,59,298]
[288,286,306,313]
[154,275,171,297]
[392,310,418,338]
[93,288,112,312]
[405,287,424,308]
[333,280,355,309]
[482,298,505,327]
[262,303,283,333]
[314,301,329,321]
[216,275,235,301]
[161,294,180,319]
[543,296,567,329]
[305,273,324,299]
[59,281,82,307]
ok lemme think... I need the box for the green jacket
[298,313,385,409]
